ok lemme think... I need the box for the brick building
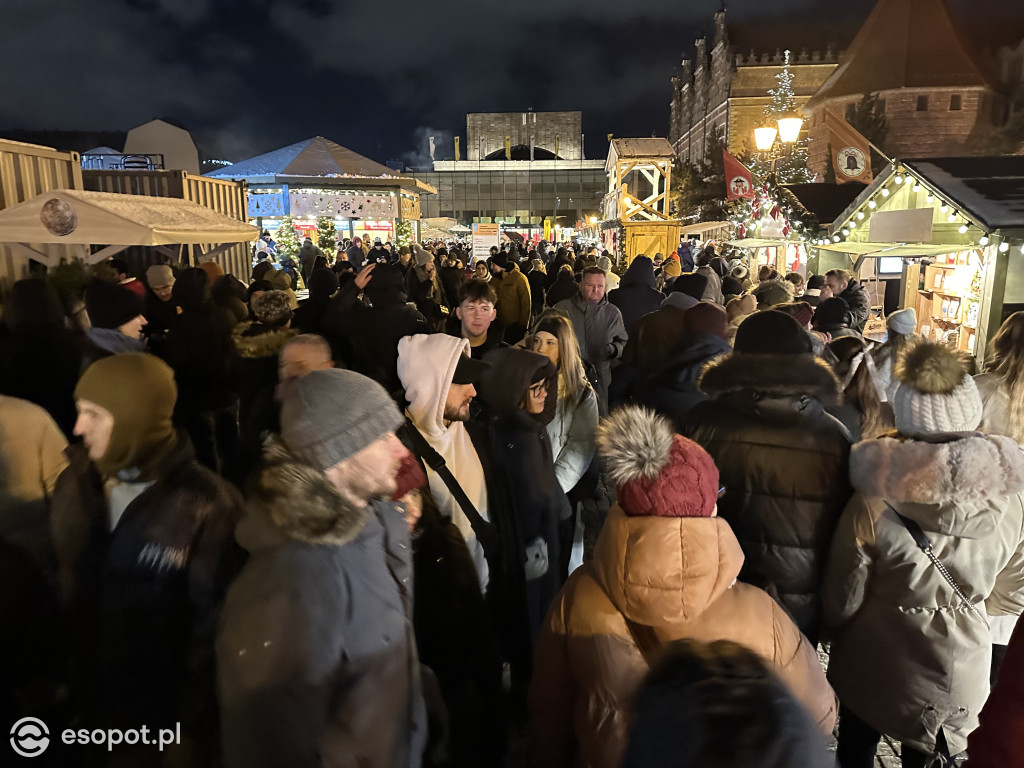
[669,10,852,164]
[804,0,1009,176]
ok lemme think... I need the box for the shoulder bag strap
[401,422,499,562]
[887,502,989,627]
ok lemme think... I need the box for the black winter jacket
[635,332,731,431]
[545,271,579,307]
[50,436,244,751]
[838,280,872,332]
[684,352,852,642]
[608,258,664,335]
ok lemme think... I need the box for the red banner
[723,150,755,200]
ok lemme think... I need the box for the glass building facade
[413,163,607,228]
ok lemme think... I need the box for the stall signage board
[868,209,933,244]
[473,223,500,261]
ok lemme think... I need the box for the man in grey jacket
[555,266,628,415]
[217,368,427,768]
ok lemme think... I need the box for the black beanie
[812,297,849,331]
[490,252,510,270]
[734,310,812,355]
[671,272,709,300]
[84,278,144,329]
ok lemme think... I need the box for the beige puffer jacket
[529,504,837,768]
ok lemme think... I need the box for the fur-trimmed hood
[232,323,298,359]
[851,434,1024,537]
[238,436,366,551]
[699,351,842,406]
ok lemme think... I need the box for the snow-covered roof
[904,157,1024,231]
[204,136,400,181]
[0,188,259,246]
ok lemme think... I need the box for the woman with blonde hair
[528,310,600,576]
[976,311,1024,444]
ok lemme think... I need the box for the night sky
[2,0,1022,166]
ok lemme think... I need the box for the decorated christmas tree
[748,50,815,184]
[316,216,337,254]
[395,219,412,247]
[275,216,301,262]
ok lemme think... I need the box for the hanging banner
[826,112,873,184]
[723,150,755,200]
[454,136,461,162]
[504,136,512,160]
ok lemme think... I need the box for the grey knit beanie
[892,339,982,437]
[887,308,917,336]
[280,368,404,470]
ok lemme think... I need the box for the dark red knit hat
[596,406,719,518]
[392,451,427,501]
[773,300,814,330]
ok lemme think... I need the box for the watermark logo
[10,718,49,758]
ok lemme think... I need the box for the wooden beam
[84,244,131,265]
[6,242,58,267]
[198,242,236,260]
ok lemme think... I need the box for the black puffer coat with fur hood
[684,350,852,642]
[216,438,427,768]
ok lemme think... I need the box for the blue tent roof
[205,136,399,180]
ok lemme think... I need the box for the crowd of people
[2,233,1024,768]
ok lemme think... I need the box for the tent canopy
[816,241,962,257]
[726,238,799,248]
[0,189,258,266]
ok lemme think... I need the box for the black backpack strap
[401,422,500,564]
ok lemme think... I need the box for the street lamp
[754,113,804,154]
[754,125,778,152]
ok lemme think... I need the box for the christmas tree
[316,216,337,254]
[749,50,815,184]
[395,220,412,247]
[275,216,301,262]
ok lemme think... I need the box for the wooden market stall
[601,138,681,263]
[0,189,259,269]
[822,156,1024,363]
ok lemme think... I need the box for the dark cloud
[1,0,1021,163]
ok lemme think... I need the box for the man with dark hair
[447,280,506,359]
[554,266,627,415]
[108,257,146,298]
[824,269,871,332]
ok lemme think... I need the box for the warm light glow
[777,116,803,143]
[857,212,865,220]
[979,235,990,246]
[999,241,1010,253]
[881,188,890,197]
[833,235,841,242]
[926,194,934,203]
[842,229,850,236]
[849,221,857,228]
[958,224,968,234]
[754,126,778,152]
[940,204,949,213]
[948,212,957,223]
[894,175,904,185]
[589,216,598,224]
[912,184,921,192]
[868,200,877,209]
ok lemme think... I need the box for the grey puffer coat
[824,433,1024,755]
[217,438,427,768]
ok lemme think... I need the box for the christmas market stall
[0,189,259,269]
[815,156,1024,363]
[205,136,435,256]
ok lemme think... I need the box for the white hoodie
[397,334,489,591]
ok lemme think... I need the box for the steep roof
[806,0,994,109]
[205,136,399,180]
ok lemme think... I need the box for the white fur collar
[851,434,1024,505]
